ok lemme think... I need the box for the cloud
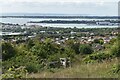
[0,0,119,3]
[0,0,118,16]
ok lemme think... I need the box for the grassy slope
[28,58,118,78]
[0,59,2,79]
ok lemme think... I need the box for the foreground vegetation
[28,58,119,78]
[1,30,120,79]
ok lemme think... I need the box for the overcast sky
[0,0,119,16]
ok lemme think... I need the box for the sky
[0,0,119,16]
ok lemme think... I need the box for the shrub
[2,49,42,73]
[26,39,35,49]
[26,64,43,73]
[2,66,28,78]
[110,42,120,57]
[110,64,120,74]
[83,52,112,63]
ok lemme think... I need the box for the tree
[110,41,120,57]
[79,44,93,54]
[65,39,80,54]
[110,38,116,45]
[26,39,35,49]
[94,38,104,45]
[31,40,58,59]
[2,42,16,61]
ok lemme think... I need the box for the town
[1,21,119,78]
[1,22,118,48]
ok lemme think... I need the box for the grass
[0,59,2,79]
[28,58,119,78]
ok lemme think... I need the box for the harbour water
[0,17,118,28]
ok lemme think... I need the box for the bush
[26,39,35,49]
[110,64,120,74]
[110,42,120,57]
[83,52,112,63]
[2,66,28,78]
[26,64,43,73]
[2,49,42,73]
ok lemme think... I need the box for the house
[103,37,110,43]
[92,44,104,51]
[55,41,61,45]
[96,22,110,25]
[71,31,76,34]
[90,33,95,36]
[28,35,35,38]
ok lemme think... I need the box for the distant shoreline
[1,16,120,19]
